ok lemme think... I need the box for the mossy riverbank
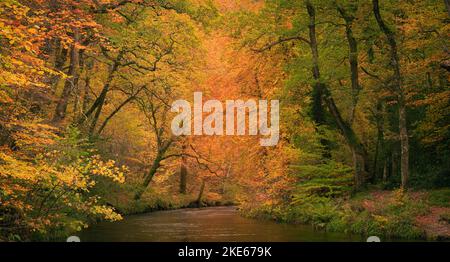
[240,189,450,241]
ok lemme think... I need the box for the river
[79,206,362,242]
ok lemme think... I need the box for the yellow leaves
[372,214,389,229]
[90,206,123,221]
[88,155,127,183]
[0,90,13,104]
[392,189,408,207]
[0,150,126,237]
[8,121,59,155]
[0,152,42,182]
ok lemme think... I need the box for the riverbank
[108,190,237,216]
[240,189,450,241]
[116,198,237,216]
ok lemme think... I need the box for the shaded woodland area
[0,0,449,241]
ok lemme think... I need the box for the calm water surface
[79,206,362,242]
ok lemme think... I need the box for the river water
[79,206,362,242]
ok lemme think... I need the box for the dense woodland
[0,0,449,241]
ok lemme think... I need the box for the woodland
[0,0,449,241]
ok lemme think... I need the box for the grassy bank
[114,194,236,216]
[97,182,236,216]
[240,188,450,241]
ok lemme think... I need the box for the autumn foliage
[1,0,449,241]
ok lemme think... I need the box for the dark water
[79,206,362,242]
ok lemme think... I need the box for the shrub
[0,128,127,241]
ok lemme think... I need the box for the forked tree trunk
[78,51,124,127]
[97,84,146,135]
[323,91,368,189]
[306,0,368,189]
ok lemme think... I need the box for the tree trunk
[48,0,66,94]
[134,153,163,200]
[323,92,368,189]
[306,1,331,158]
[373,136,380,182]
[399,105,409,188]
[51,45,68,93]
[196,180,206,207]
[89,100,104,135]
[391,150,398,179]
[134,140,173,200]
[306,1,325,126]
[97,96,135,134]
[82,61,93,114]
[72,50,85,120]
[97,84,146,134]
[445,0,450,17]
[373,100,386,182]
[87,70,115,134]
[336,4,361,124]
[179,142,188,194]
[306,1,368,190]
[78,51,123,127]
[52,29,80,123]
[373,0,409,189]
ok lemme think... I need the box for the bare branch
[251,36,311,53]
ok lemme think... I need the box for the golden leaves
[88,155,127,183]
[90,205,123,221]
[0,148,128,239]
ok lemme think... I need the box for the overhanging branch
[251,36,311,53]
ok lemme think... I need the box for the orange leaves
[0,2,52,90]
[0,90,13,104]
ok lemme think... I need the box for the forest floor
[416,206,450,239]
[361,190,450,240]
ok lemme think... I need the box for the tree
[247,0,369,189]
[372,0,409,189]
